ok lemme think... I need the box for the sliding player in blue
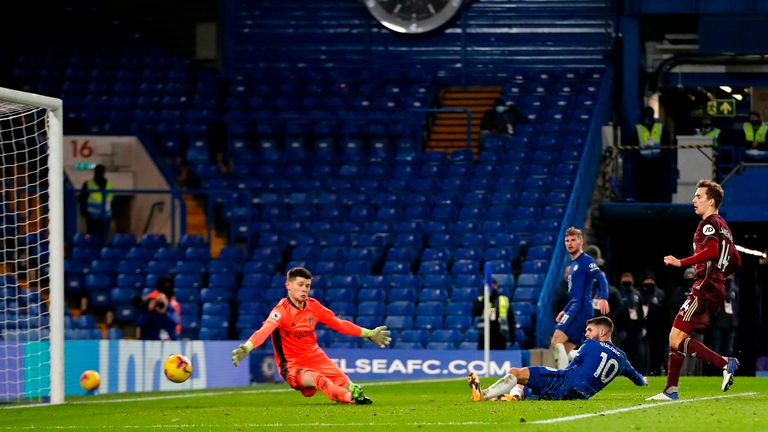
[468,316,646,401]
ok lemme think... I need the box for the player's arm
[665,238,718,267]
[621,359,648,386]
[231,314,280,367]
[592,268,610,314]
[316,304,391,348]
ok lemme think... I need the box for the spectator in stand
[78,164,114,238]
[742,111,768,160]
[695,113,721,148]
[480,98,523,137]
[617,272,644,371]
[135,291,178,341]
[707,275,739,359]
[638,273,667,375]
[145,275,181,336]
[472,278,515,350]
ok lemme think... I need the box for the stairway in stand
[183,194,226,258]
[425,86,501,157]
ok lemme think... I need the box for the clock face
[365,0,464,34]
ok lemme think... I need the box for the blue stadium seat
[421,273,451,289]
[485,260,511,274]
[431,329,462,344]
[416,301,444,316]
[387,301,415,315]
[414,315,442,330]
[450,260,478,275]
[241,273,270,289]
[384,315,413,330]
[418,260,447,275]
[359,275,388,290]
[116,273,144,289]
[140,234,168,249]
[325,287,356,303]
[517,273,545,287]
[175,273,203,289]
[357,288,384,303]
[418,289,446,302]
[174,287,200,303]
[114,259,143,275]
[202,302,231,316]
[110,233,137,249]
[109,288,138,306]
[200,288,231,303]
[355,315,384,329]
[382,261,410,275]
[328,302,356,317]
[514,287,541,302]
[357,301,385,316]
[453,274,482,289]
[209,273,237,290]
[522,260,548,274]
[446,302,473,316]
[84,274,112,291]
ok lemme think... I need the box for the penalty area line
[527,391,759,424]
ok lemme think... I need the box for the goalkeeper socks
[682,337,728,369]
[553,343,569,369]
[665,351,685,390]
[484,374,518,400]
[314,374,352,403]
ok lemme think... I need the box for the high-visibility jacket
[703,128,721,146]
[476,294,511,335]
[743,122,768,143]
[636,122,662,157]
[85,179,114,219]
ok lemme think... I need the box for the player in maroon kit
[647,179,741,401]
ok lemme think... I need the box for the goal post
[0,86,64,405]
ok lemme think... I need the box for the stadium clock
[364,0,466,34]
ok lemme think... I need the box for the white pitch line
[0,377,460,409]
[527,391,759,424]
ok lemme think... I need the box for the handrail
[408,108,473,152]
[73,188,186,245]
[143,201,166,235]
[535,65,615,347]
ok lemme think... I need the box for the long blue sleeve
[594,270,609,300]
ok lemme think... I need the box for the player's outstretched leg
[484,374,519,400]
[348,382,373,405]
[313,373,352,403]
[721,357,739,392]
[467,372,484,401]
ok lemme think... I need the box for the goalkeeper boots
[467,372,484,401]
[722,357,739,392]
[349,383,373,405]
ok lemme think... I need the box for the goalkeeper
[232,267,391,404]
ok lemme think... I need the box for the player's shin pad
[484,374,518,400]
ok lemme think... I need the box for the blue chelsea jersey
[566,339,645,398]
[567,253,605,307]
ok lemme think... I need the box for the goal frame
[0,86,64,404]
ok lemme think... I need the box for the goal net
[0,87,64,404]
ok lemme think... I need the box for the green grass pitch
[3,377,766,431]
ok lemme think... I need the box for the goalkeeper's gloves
[361,326,391,348]
[232,340,253,367]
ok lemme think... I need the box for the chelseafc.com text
[332,358,515,376]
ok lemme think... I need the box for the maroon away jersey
[691,214,740,302]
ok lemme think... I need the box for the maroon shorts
[282,361,350,398]
[672,294,721,334]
